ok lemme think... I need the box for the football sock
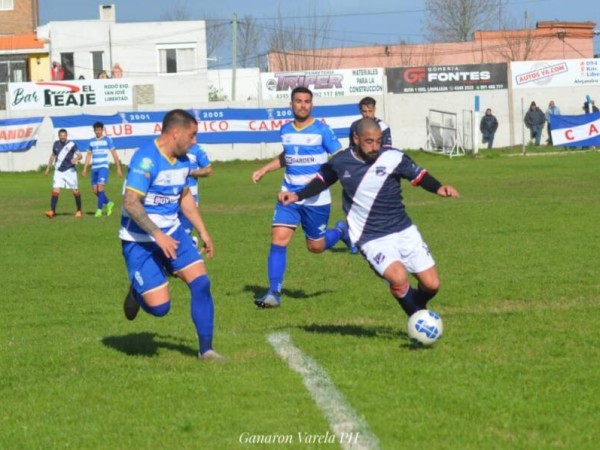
[50,193,59,211]
[390,283,421,317]
[98,191,109,206]
[323,227,342,250]
[267,244,286,294]
[134,288,171,316]
[73,193,82,211]
[189,275,214,355]
[415,283,437,310]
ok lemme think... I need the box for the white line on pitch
[267,332,380,450]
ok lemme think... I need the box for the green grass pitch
[1,151,599,449]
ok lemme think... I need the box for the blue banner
[50,105,360,151]
[0,116,44,153]
[550,113,600,147]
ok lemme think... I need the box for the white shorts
[361,225,435,276]
[53,169,79,190]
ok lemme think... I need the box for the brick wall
[0,0,36,35]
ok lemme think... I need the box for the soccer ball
[407,309,443,346]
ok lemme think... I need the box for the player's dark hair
[291,86,313,101]
[359,97,376,108]
[93,121,104,129]
[58,128,67,134]
[355,117,381,135]
[162,109,197,133]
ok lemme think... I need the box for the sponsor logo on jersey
[140,158,153,170]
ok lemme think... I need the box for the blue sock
[189,275,214,355]
[96,193,103,210]
[391,284,421,317]
[98,191,110,206]
[133,288,170,316]
[267,244,286,294]
[415,283,437,310]
[324,227,342,250]
[50,194,58,211]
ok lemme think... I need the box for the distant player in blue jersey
[349,97,392,149]
[82,121,123,217]
[179,143,212,243]
[44,128,83,218]
[119,109,225,361]
[279,118,460,318]
[251,87,353,308]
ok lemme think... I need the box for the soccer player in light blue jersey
[279,118,460,318]
[82,121,122,217]
[251,87,353,308]
[179,143,212,243]
[119,109,225,361]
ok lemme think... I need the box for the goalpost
[424,109,465,158]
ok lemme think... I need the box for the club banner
[8,79,133,110]
[50,105,361,150]
[260,68,385,100]
[387,63,508,94]
[550,113,600,147]
[511,59,600,89]
[0,116,44,153]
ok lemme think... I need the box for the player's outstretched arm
[82,152,91,176]
[437,185,460,198]
[110,149,122,177]
[180,189,213,258]
[252,152,285,183]
[45,153,55,176]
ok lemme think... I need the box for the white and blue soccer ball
[407,309,443,346]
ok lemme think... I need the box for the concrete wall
[0,80,595,172]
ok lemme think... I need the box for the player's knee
[147,300,171,317]
[306,240,325,253]
[421,278,441,294]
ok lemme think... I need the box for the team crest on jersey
[374,252,386,264]
[375,166,387,176]
[140,158,153,170]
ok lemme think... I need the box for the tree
[237,15,265,68]
[424,0,507,42]
[489,16,553,62]
[267,6,339,71]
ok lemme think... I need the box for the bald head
[355,117,381,136]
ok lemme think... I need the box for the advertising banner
[0,116,44,152]
[511,59,600,89]
[7,79,133,110]
[50,105,360,150]
[260,68,384,100]
[387,63,508,94]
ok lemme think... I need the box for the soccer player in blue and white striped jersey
[119,109,224,361]
[82,121,122,217]
[252,87,353,308]
[279,118,460,318]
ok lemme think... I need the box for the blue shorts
[121,226,203,294]
[272,201,330,240]
[91,168,110,186]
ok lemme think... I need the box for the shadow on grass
[102,332,197,357]
[299,323,403,340]
[244,284,333,300]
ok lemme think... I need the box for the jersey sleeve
[317,162,339,186]
[321,124,343,155]
[382,127,392,148]
[125,152,156,195]
[392,152,427,185]
[197,147,211,168]
[106,136,116,150]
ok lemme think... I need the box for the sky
[38,0,599,68]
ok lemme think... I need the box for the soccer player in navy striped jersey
[119,109,225,361]
[349,97,392,149]
[82,122,122,217]
[252,87,353,308]
[279,118,459,318]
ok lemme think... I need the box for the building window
[91,51,105,78]
[0,56,27,109]
[157,44,196,74]
[0,0,14,11]
[60,52,74,80]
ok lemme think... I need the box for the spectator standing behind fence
[479,108,498,149]
[524,101,546,147]
[545,100,561,146]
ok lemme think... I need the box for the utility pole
[231,13,237,101]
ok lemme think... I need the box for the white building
[36,4,209,108]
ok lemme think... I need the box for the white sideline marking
[267,332,380,450]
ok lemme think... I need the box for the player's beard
[357,146,379,163]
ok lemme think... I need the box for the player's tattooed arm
[123,189,159,235]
